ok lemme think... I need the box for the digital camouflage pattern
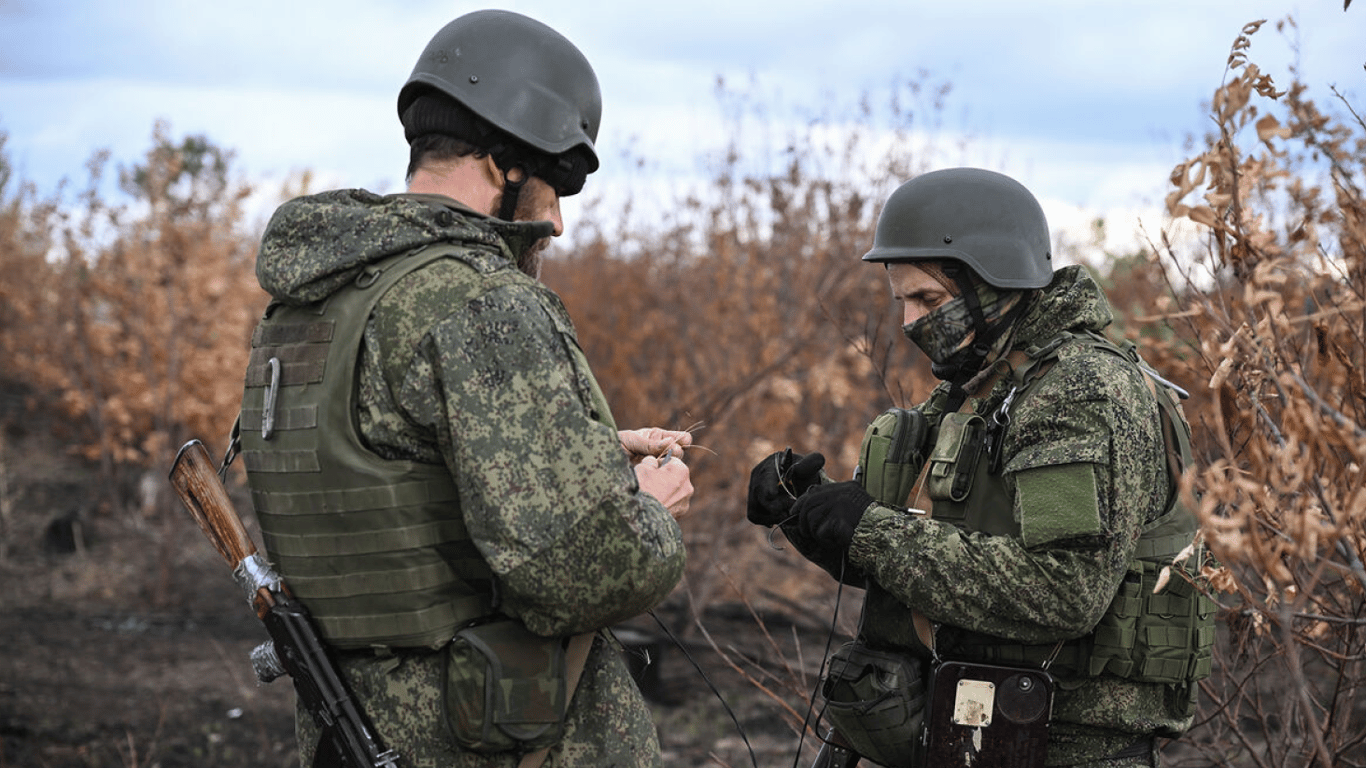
[294,634,663,768]
[254,188,685,766]
[902,279,1024,366]
[783,266,1192,767]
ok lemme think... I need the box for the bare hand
[619,427,692,463]
[634,454,694,520]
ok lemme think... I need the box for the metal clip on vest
[261,357,281,441]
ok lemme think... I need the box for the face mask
[903,281,1024,375]
[903,294,976,366]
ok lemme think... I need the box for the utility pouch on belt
[926,412,986,503]
[444,618,569,754]
[821,641,926,767]
[923,660,1053,768]
[855,407,929,508]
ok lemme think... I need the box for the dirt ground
[0,388,837,768]
[0,542,826,768]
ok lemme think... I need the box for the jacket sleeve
[846,353,1167,644]
[400,279,686,637]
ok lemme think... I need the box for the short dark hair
[400,89,590,195]
[405,133,487,183]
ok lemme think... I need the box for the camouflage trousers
[294,632,664,767]
[1060,737,1159,768]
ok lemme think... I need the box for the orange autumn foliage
[1,20,1364,762]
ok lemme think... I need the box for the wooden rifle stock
[168,439,400,768]
[169,439,277,617]
[170,439,255,565]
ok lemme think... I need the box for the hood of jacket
[255,189,554,306]
[1010,264,1114,348]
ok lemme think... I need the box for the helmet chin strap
[937,267,993,404]
[497,166,528,221]
[936,266,1030,410]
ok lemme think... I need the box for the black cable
[647,608,760,768]
[789,552,855,768]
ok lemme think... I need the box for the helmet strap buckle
[497,167,528,221]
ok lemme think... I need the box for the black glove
[746,450,826,527]
[793,481,875,551]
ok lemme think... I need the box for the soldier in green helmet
[236,10,693,767]
[747,168,1212,767]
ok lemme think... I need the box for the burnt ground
[0,388,838,768]
[0,552,829,768]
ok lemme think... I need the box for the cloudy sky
[0,0,1361,251]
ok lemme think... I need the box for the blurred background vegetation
[0,16,1363,768]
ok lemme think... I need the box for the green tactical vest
[239,245,495,650]
[858,330,1216,684]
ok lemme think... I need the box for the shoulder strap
[1007,330,1075,395]
[996,329,1192,506]
[1071,330,1197,550]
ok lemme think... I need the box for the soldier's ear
[480,153,504,186]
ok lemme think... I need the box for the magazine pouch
[855,407,930,509]
[926,413,986,503]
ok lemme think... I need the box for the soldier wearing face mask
[747,168,1213,768]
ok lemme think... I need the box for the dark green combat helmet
[863,168,1053,289]
[398,9,602,173]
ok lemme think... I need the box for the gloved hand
[746,450,826,527]
[793,481,875,551]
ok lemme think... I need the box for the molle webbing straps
[246,321,335,383]
[241,245,497,649]
[974,330,1213,684]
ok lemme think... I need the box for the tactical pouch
[926,412,986,503]
[856,407,929,508]
[821,641,926,768]
[443,618,568,753]
[1088,559,1216,689]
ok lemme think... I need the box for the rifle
[169,439,400,768]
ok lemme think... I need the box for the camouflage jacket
[254,188,685,767]
[784,266,1193,765]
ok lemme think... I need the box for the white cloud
[0,0,1360,230]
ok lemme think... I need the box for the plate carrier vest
[238,245,495,650]
[858,330,1216,684]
